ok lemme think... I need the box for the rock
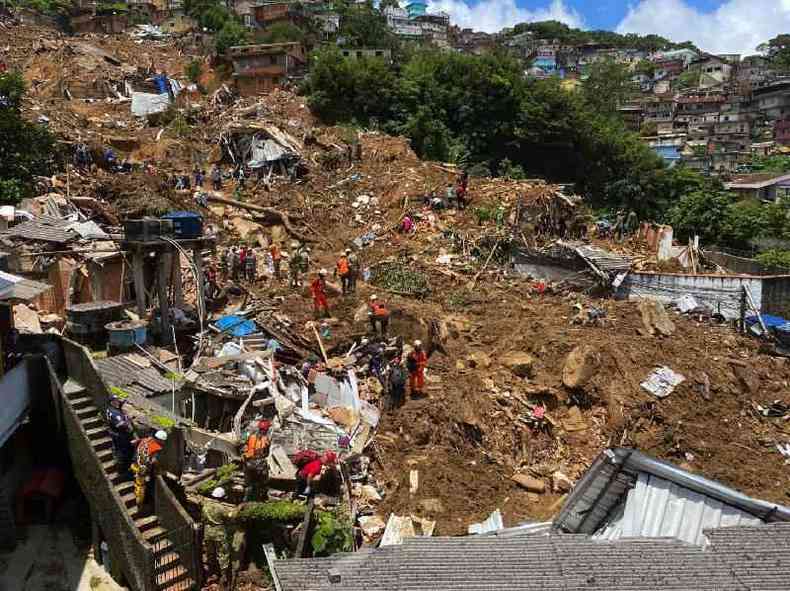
[733,365,760,394]
[638,299,675,337]
[561,406,588,432]
[500,352,536,378]
[562,345,600,389]
[552,471,574,493]
[511,473,545,493]
[418,498,446,514]
[455,359,467,370]
[465,351,492,369]
[358,515,386,540]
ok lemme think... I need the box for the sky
[425,0,790,56]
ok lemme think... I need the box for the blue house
[406,0,426,18]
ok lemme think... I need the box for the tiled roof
[94,354,176,396]
[272,525,790,591]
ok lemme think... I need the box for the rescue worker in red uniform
[407,340,427,397]
[310,269,329,318]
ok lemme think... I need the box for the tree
[666,186,733,243]
[215,19,249,54]
[255,22,305,44]
[337,4,396,49]
[582,58,637,117]
[758,34,790,71]
[0,72,56,205]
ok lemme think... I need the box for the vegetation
[311,510,353,556]
[0,72,57,205]
[508,20,697,52]
[749,154,790,173]
[185,59,203,83]
[109,386,131,399]
[758,34,790,72]
[151,415,176,430]
[237,500,305,523]
[197,463,239,495]
[183,0,248,53]
[755,250,790,269]
[255,22,305,45]
[10,0,73,15]
[582,58,638,117]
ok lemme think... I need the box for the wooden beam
[295,497,315,558]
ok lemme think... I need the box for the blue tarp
[746,314,788,329]
[215,314,257,337]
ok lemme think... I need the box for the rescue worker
[446,183,457,208]
[211,164,222,191]
[269,242,281,280]
[624,210,639,238]
[193,166,204,188]
[242,420,271,501]
[407,340,427,398]
[289,241,305,288]
[368,294,390,337]
[347,249,360,293]
[131,430,167,512]
[335,250,351,294]
[225,246,236,280]
[613,210,626,242]
[202,488,244,589]
[295,450,337,496]
[455,178,467,210]
[387,357,407,410]
[105,394,134,479]
[310,269,329,318]
[245,247,257,282]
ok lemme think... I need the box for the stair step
[92,436,113,451]
[85,427,106,440]
[116,481,134,496]
[96,448,115,462]
[107,471,125,485]
[63,380,87,396]
[75,405,99,418]
[152,538,173,557]
[82,416,103,428]
[100,459,117,472]
[70,396,93,408]
[155,566,189,587]
[120,492,136,507]
[135,515,159,532]
[153,551,181,571]
[157,577,195,591]
[142,526,166,542]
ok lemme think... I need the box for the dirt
[5,22,790,539]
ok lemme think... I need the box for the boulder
[465,351,492,369]
[562,345,600,389]
[418,498,446,514]
[638,299,675,337]
[552,471,574,493]
[511,473,545,493]
[500,352,536,378]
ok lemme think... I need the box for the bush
[311,511,353,556]
[755,249,790,269]
[185,59,203,83]
[215,19,249,55]
[237,501,305,523]
[197,463,239,495]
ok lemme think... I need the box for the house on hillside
[692,54,734,88]
[725,172,790,202]
[227,42,306,95]
[753,79,790,121]
[339,48,392,62]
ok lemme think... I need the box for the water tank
[124,218,174,242]
[162,211,203,239]
[106,320,148,352]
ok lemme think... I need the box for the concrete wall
[0,360,33,448]
[617,272,764,320]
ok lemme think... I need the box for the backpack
[406,355,418,372]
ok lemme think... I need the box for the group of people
[105,394,168,513]
[425,170,470,211]
[224,245,258,282]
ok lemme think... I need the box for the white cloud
[617,0,790,56]
[426,0,584,34]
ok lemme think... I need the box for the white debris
[641,366,686,398]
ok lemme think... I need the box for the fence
[155,475,203,589]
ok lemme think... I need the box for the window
[356,51,363,58]
[342,50,349,57]
[375,51,383,57]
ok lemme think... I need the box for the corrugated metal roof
[595,472,762,545]
[1,219,76,244]
[94,354,176,396]
[272,525,790,591]
[0,270,52,302]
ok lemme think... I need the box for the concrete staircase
[63,381,195,591]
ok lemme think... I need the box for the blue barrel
[106,321,148,350]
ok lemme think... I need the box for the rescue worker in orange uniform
[131,430,167,512]
[270,242,282,280]
[310,269,329,318]
[243,420,271,501]
[335,250,352,295]
[368,294,390,337]
[407,340,427,397]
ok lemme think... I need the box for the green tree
[582,58,637,117]
[255,22,305,44]
[0,72,56,205]
[666,185,733,243]
[756,250,790,268]
[337,4,396,49]
[758,34,790,71]
[215,19,249,54]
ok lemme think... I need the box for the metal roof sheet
[0,219,76,244]
[94,354,176,396]
[0,270,52,303]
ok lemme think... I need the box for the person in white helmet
[311,268,329,318]
[407,340,427,397]
[131,429,167,512]
[335,249,352,294]
[368,294,390,337]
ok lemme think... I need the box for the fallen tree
[206,194,316,243]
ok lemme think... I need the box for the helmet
[258,420,272,434]
[211,487,226,499]
[414,340,422,347]
[322,450,337,465]
[154,430,168,442]
[109,393,124,406]
[369,294,378,301]
[319,268,328,276]
[345,248,351,254]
